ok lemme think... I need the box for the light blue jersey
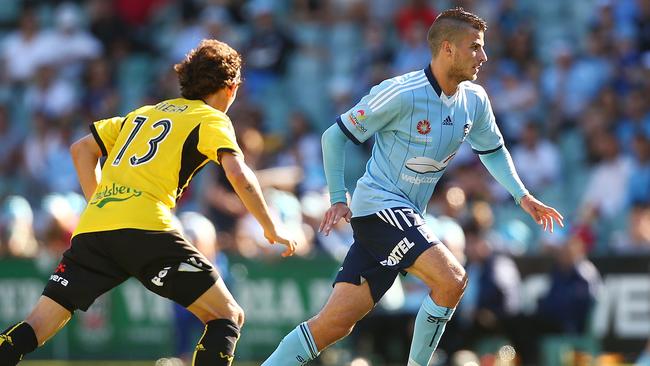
[337,66,503,217]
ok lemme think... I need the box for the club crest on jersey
[417,120,431,135]
[348,109,368,133]
[462,123,471,139]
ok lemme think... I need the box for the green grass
[23,363,258,366]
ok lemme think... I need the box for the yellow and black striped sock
[0,321,38,366]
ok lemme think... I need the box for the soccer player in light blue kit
[263,8,563,366]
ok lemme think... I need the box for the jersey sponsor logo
[49,274,69,287]
[55,263,66,273]
[380,238,415,266]
[442,116,453,125]
[296,355,309,364]
[89,183,143,208]
[401,173,437,185]
[151,266,171,287]
[417,119,431,134]
[348,109,368,133]
[405,153,457,174]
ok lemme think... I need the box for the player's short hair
[427,7,488,56]
[174,39,242,100]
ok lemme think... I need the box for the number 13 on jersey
[112,115,172,166]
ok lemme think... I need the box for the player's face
[449,29,487,83]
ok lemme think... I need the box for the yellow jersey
[74,98,242,236]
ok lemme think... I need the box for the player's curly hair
[174,39,242,100]
[427,7,488,56]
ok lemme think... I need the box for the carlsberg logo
[90,183,142,208]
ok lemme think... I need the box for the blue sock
[408,296,455,366]
[262,322,319,366]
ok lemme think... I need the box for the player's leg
[0,295,72,366]
[262,281,374,366]
[263,232,396,366]
[128,230,242,366]
[405,238,467,366]
[1,232,128,365]
[185,278,243,366]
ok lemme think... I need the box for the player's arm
[319,124,352,235]
[479,146,563,232]
[70,134,103,201]
[220,151,296,257]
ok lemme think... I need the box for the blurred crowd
[0,0,649,261]
[0,0,649,364]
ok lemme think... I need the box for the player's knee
[432,266,466,299]
[449,268,468,298]
[202,303,245,329]
[329,317,357,339]
[312,313,356,342]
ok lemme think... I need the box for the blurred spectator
[166,4,238,64]
[391,21,430,75]
[452,218,521,353]
[514,233,601,364]
[0,195,38,258]
[628,132,650,205]
[81,58,120,122]
[23,63,77,120]
[242,1,294,101]
[87,0,130,54]
[40,2,103,80]
[511,122,561,193]
[636,0,650,54]
[22,113,66,198]
[274,111,326,195]
[1,5,48,85]
[580,128,632,233]
[611,202,650,254]
[394,0,437,41]
[489,64,539,142]
[615,88,650,153]
[36,193,78,260]
[0,105,23,195]
[541,36,612,128]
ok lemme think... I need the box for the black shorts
[334,207,440,303]
[42,229,219,312]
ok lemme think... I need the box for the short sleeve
[90,116,125,156]
[467,88,504,154]
[337,79,401,144]
[197,117,243,164]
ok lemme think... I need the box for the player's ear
[442,40,453,57]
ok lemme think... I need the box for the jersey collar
[424,64,443,98]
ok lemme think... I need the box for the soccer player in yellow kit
[0,39,297,366]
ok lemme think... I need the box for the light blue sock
[262,322,319,366]
[408,296,455,366]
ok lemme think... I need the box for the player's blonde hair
[427,7,487,56]
[174,39,242,100]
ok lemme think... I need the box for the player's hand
[520,194,564,233]
[319,202,352,236]
[264,228,297,257]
